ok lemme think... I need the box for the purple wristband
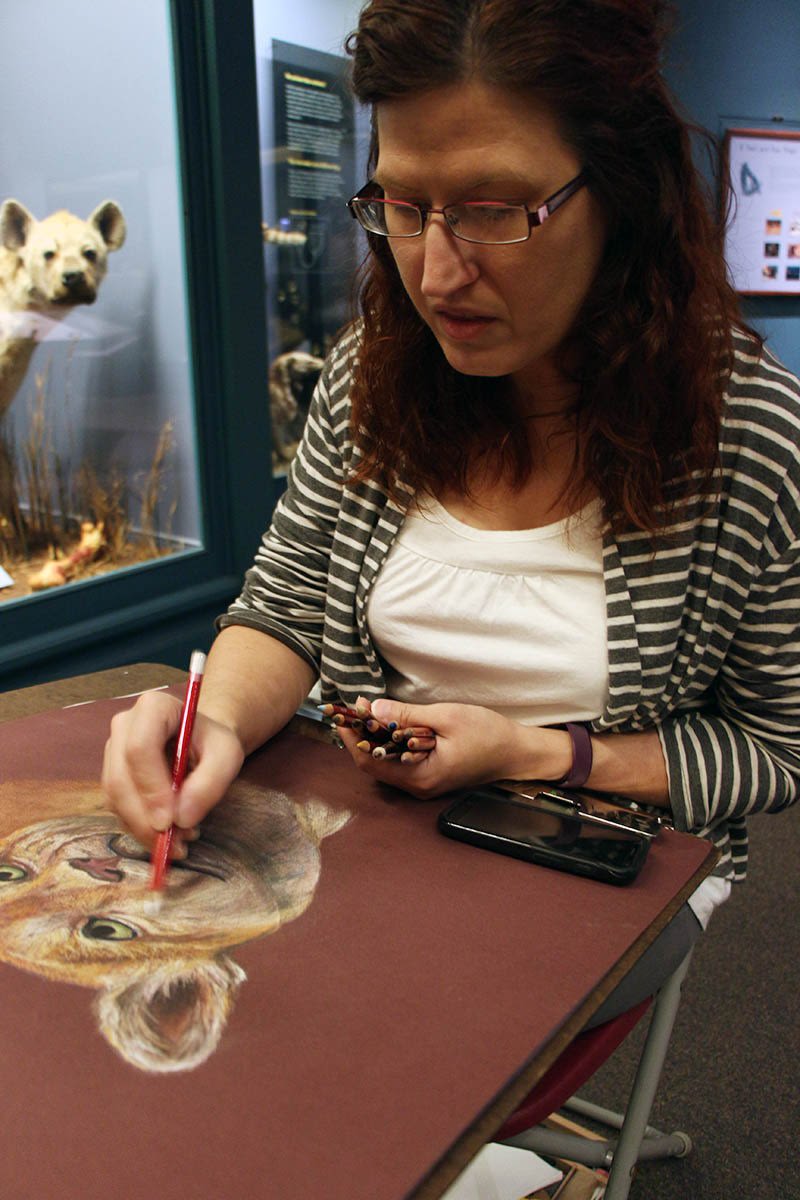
[557,722,593,789]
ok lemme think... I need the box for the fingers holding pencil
[402,734,437,751]
[321,697,438,766]
[391,724,436,743]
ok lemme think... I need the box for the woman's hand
[336,696,568,799]
[102,627,318,851]
[101,688,246,851]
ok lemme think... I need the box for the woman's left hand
[336,696,567,799]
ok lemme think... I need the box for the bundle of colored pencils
[317,702,437,763]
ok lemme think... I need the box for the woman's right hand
[101,688,246,852]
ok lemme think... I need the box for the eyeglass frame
[346,171,588,245]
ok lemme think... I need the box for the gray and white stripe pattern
[220,328,800,881]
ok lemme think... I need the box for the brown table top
[0,664,716,1200]
[0,662,187,722]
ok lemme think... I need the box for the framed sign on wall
[722,127,800,296]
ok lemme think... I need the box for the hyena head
[0,199,126,309]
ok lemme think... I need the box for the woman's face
[374,81,606,404]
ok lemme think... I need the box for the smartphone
[437,786,651,885]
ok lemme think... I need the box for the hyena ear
[94,955,246,1073]
[0,199,35,251]
[88,200,127,252]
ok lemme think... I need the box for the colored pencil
[371,742,403,759]
[317,702,362,720]
[329,713,364,729]
[148,649,206,897]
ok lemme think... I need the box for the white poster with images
[723,128,800,295]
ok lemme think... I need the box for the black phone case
[438,792,651,885]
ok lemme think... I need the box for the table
[0,664,716,1200]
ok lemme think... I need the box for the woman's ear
[94,955,246,1073]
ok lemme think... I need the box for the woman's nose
[419,218,479,298]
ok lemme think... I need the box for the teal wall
[666,0,800,376]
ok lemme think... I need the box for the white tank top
[367,495,609,725]
[367,495,729,927]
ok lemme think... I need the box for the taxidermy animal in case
[0,198,126,418]
[269,349,323,467]
[0,776,350,1073]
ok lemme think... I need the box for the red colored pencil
[149,649,206,896]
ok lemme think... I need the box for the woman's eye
[81,916,138,941]
[0,863,28,883]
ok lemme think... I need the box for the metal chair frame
[501,949,694,1200]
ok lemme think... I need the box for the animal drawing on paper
[0,199,126,418]
[0,776,350,1073]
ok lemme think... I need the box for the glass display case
[0,0,369,689]
[0,1,271,688]
[0,1,201,603]
[252,1,369,475]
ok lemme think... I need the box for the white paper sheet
[439,1142,562,1200]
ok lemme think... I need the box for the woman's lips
[435,309,497,341]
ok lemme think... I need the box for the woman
[103,0,800,1010]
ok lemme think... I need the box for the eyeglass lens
[353,198,531,244]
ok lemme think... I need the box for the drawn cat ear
[94,955,246,1073]
[294,800,351,843]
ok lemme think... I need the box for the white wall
[253,0,365,61]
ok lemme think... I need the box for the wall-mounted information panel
[723,128,800,296]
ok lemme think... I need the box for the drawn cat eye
[0,863,28,882]
[81,916,138,941]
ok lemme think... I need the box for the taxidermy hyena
[0,199,126,418]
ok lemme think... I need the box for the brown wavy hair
[344,0,759,536]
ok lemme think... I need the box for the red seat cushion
[495,997,652,1140]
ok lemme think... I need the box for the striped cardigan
[220,328,800,881]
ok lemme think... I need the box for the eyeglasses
[347,172,587,245]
